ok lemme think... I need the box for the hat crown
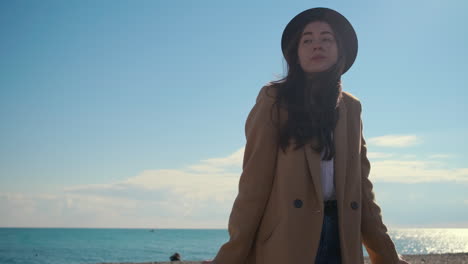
[281,7,358,74]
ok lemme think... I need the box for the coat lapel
[304,97,348,207]
[304,141,323,204]
[333,97,348,209]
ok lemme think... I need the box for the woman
[204,7,410,264]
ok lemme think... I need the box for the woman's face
[297,21,338,74]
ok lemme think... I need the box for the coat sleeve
[358,103,401,264]
[213,86,279,264]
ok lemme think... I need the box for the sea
[1,228,467,264]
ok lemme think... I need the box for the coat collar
[304,96,348,208]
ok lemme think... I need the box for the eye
[303,39,312,44]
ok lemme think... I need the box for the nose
[311,41,324,50]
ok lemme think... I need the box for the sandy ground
[100,253,468,264]
[363,253,468,264]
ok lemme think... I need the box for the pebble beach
[100,253,468,264]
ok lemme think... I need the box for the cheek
[297,48,308,65]
[329,46,338,64]
[298,45,314,60]
[297,47,306,59]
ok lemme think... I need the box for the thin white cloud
[2,143,467,228]
[0,192,142,227]
[200,147,244,167]
[66,147,245,202]
[428,154,453,159]
[367,152,394,159]
[188,147,244,172]
[368,135,421,147]
[1,147,247,228]
[370,159,468,183]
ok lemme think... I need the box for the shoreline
[99,253,468,264]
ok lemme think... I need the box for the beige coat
[213,85,400,264]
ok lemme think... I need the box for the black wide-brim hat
[281,7,358,74]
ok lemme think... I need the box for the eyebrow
[302,31,334,36]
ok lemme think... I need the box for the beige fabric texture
[213,85,400,264]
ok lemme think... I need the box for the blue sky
[1,0,467,228]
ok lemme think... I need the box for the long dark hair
[271,19,346,160]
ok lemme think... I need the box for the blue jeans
[314,200,342,264]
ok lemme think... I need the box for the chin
[306,64,334,73]
[306,67,328,74]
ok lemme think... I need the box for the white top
[320,135,336,201]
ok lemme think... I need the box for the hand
[398,257,410,264]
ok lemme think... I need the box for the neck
[303,73,342,108]
[304,73,322,97]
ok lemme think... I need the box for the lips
[311,55,326,60]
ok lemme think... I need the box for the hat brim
[281,7,358,75]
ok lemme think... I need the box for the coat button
[350,201,359,210]
[294,199,303,208]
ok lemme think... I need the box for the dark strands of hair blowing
[271,19,346,161]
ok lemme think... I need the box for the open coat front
[213,85,400,264]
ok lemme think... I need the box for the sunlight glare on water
[391,229,468,254]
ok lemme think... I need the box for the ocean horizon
[1,228,467,264]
